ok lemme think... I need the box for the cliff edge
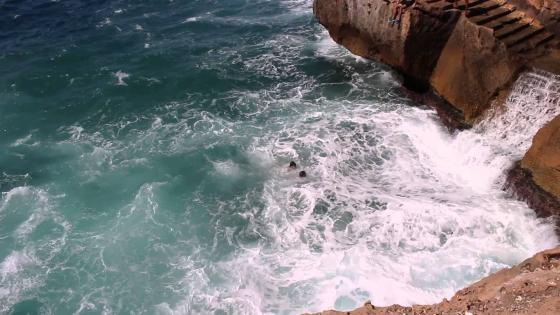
[314,0,560,216]
[305,247,560,315]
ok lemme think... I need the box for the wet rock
[520,115,560,203]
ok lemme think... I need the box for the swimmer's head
[299,170,307,178]
[289,161,297,169]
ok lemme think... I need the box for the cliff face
[314,0,559,122]
[306,247,560,315]
[506,115,560,217]
[523,115,560,198]
[314,0,560,213]
[430,13,519,120]
[313,0,460,89]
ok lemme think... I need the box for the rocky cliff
[305,247,560,315]
[314,0,560,215]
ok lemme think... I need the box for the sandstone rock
[315,0,560,124]
[313,0,460,89]
[430,14,520,121]
[508,0,560,37]
[519,115,560,209]
[315,0,560,214]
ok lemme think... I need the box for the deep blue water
[0,0,557,314]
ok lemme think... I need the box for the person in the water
[289,161,297,170]
[299,170,307,178]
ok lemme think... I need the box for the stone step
[513,32,556,53]
[461,0,503,15]
[504,26,546,47]
[484,12,523,30]
[411,0,557,56]
[473,7,516,25]
[440,0,490,11]
[494,22,530,39]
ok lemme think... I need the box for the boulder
[430,14,520,121]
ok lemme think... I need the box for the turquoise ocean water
[1,0,558,314]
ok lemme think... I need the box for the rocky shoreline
[311,0,560,314]
[313,0,560,219]
[305,247,560,315]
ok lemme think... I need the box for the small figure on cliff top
[389,0,416,26]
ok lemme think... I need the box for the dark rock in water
[505,115,560,220]
[505,163,560,221]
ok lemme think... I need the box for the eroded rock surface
[314,0,560,122]
[522,115,560,198]
[315,0,560,217]
[506,114,560,217]
[508,0,560,36]
[305,247,560,315]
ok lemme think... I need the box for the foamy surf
[1,0,558,314]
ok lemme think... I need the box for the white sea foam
[10,132,40,147]
[184,17,200,23]
[0,186,70,313]
[113,71,130,86]
[156,69,559,315]
[32,6,559,312]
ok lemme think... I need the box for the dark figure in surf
[289,161,297,170]
[389,0,416,25]
[299,171,307,178]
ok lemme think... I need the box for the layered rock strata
[306,247,560,315]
